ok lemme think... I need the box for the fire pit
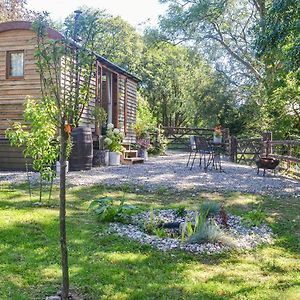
[256,157,280,176]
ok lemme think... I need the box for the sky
[26,0,168,30]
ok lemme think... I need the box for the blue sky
[27,0,167,29]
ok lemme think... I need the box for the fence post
[230,136,237,163]
[287,142,292,170]
[222,128,230,142]
[262,132,272,157]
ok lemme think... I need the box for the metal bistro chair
[188,136,214,171]
[186,136,197,168]
[196,136,215,171]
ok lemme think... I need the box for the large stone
[45,296,61,300]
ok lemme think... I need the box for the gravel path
[0,151,299,195]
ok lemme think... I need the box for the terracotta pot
[95,126,101,136]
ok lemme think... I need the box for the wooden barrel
[69,127,93,171]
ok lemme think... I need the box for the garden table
[205,142,225,172]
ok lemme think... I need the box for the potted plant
[133,121,151,160]
[136,137,151,160]
[104,123,125,165]
[92,106,107,136]
[91,107,109,167]
[213,125,223,144]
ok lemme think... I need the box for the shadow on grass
[223,192,300,255]
[0,215,235,300]
[1,184,299,299]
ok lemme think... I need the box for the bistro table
[205,142,226,172]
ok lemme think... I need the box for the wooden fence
[161,126,299,172]
[266,140,300,170]
[230,133,300,173]
[162,126,230,150]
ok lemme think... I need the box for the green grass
[0,183,300,299]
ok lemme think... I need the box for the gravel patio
[1,151,299,196]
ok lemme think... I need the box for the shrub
[148,126,168,155]
[104,123,125,154]
[181,208,208,242]
[153,227,168,238]
[189,221,236,247]
[242,207,266,227]
[201,201,221,216]
[89,196,136,222]
[144,207,156,234]
[175,206,186,217]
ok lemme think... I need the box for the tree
[257,0,300,138]
[72,8,144,75]
[159,0,266,84]
[140,37,237,129]
[96,15,144,74]
[0,0,36,22]
[33,11,99,299]
[6,97,59,201]
[156,0,276,136]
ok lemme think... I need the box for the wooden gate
[163,127,229,149]
[232,138,263,165]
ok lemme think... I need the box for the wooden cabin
[0,21,139,170]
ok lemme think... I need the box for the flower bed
[110,208,273,254]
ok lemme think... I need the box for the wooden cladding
[0,29,39,139]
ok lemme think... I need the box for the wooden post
[230,136,237,163]
[222,128,230,142]
[287,143,292,170]
[262,132,272,157]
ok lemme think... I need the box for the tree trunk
[59,125,69,299]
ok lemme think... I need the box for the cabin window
[6,51,24,79]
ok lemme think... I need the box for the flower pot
[138,148,148,161]
[109,151,120,166]
[56,161,69,175]
[95,126,101,136]
[213,136,222,144]
[93,149,109,166]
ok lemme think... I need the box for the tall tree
[140,38,236,128]
[0,0,36,22]
[159,0,266,85]
[257,0,300,138]
[96,15,144,74]
[73,8,144,76]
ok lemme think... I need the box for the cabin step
[123,150,138,158]
[122,142,132,151]
[121,157,144,165]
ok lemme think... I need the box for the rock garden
[91,198,273,255]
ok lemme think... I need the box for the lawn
[0,183,299,300]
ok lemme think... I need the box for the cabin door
[106,73,113,124]
[97,65,119,128]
